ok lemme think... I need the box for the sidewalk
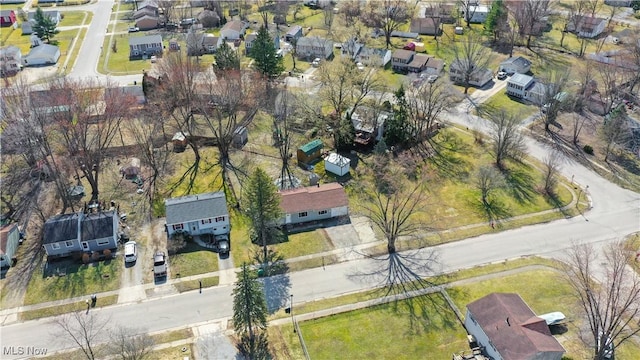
[0,183,583,325]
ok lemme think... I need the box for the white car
[426,75,438,83]
[124,241,137,263]
[356,62,364,70]
[497,71,507,80]
[128,26,140,33]
[150,55,157,63]
[311,58,321,67]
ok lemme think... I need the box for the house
[421,3,455,24]
[296,36,333,60]
[297,139,323,167]
[278,183,349,226]
[407,53,431,73]
[202,34,222,53]
[186,31,222,55]
[0,224,20,268]
[220,20,248,40]
[0,45,22,76]
[135,14,160,30]
[350,106,389,146]
[105,84,146,105]
[499,56,532,75]
[245,31,280,55]
[27,10,62,25]
[568,15,607,38]
[449,59,493,88]
[137,0,159,12]
[461,5,489,24]
[465,293,565,360]
[391,49,414,72]
[424,57,444,74]
[129,34,163,60]
[356,47,392,67]
[22,44,60,66]
[324,153,350,176]
[285,25,303,42]
[506,73,534,99]
[42,211,118,259]
[410,17,442,36]
[165,192,230,238]
[604,0,632,7]
[0,9,17,27]
[133,7,158,20]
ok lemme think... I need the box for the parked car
[128,26,140,33]
[150,55,157,63]
[153,251,167,278]
[124,241,137,263]
[311,58,321,67]
[497,71,507,80]
[426,75,438,83]
[215,234,230,256]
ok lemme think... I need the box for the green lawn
[60,11,91,26]
[19,294,118,320]
[99,33,157,74]
[271,229,334,258]
[23,258,121,305]
[480,91,539,120]
[169,242,219,279]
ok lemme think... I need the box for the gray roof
[128,34,163,46]
[297,36,332,47]
[0,45,20,57]
[81,211,115,241]
[286,25,302,36]
[509,73,534,87]
[501,56,531,68]
[27,10,60,22]
[26,44,59,58]
[43,213,79,244]
[165,191,228,225]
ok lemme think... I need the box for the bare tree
[540,70,571,132]
[563,242,640,360]
[595,62,622,115]
[340,1,361,23]
[273,88,296,189]
[361,0,412,49]
[599,105,630,162]
[475,165,506,218]
[53,312,109,360]
[459,0,477,28]
[108,326,155,360]
[508,0,550,48]
[490,110,526,170]
[451,33,491,95]
[405,79,458,147]
[543,151,561,195]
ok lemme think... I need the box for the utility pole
[290,294,295,333]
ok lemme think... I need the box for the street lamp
[290,294,295,333]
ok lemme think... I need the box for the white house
[356,47,392,67]
[22,44,60,66]
[324,153,351,176]
[499,56,531,75]
[465,293,565,360]
[449,59,493,88]
[0,224,20,268]
[165,191,230,238]
[568,15,607,38]
[278,183,349,226]
[220,20,248,40]
[0,45,21,75]
[296,36,333,60]
[350,106,389,146]
[506,73,534,99]
[461,5,489,24]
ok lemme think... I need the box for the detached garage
[23,44,60,66]
[324,152,350,176]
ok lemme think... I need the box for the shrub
[82,253,90,264]
[583,144,594,155]
[91,252,100,261]
[103,249,112,259]
[167,236,187,255]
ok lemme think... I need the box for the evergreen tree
[214,41,240,72]
[32,7,59,43]
[384,85,409,147]
[484,0,506,43]
[245,167,282,264]
[250,26,284,78]
[232,263,270,360]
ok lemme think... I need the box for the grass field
[19,294,118,320]
[169,242,219,279]
[480,91,539,120]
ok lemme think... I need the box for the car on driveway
[497,71,507,80]
[128,26,140,33]
[124,241,137,263]
[153,251,167,278]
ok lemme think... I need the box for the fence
[294,319,311,360]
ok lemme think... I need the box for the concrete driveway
[323,216,377,249]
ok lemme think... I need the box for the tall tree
[214,41,240,72]
[244,167,282,264]
[600,105,629,162]
[250,26,284,78]
[563,242,640,360]
[490,110,526,170]
[542,151,561,196]
[108,326,155,360]
[54,312,109,360]
[32,7,59,43]
[452,33,491,95]
[509,0,550,48]
[475,165,506,211]
[361,0,411,49]
[540,70,570,132]
[384,85,409,147]
[405,79,458,147]
[232,263,270,359]
[484,0,506,43]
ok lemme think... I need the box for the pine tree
[384,85,409,147]
[483,0,506,43]
[32,7,59,43]
[214,41,239,72]
[250,26,284,78]
[232,263,270,360]
[245,167,282,264]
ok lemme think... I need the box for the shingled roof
[43,213,80,244]
[165,192,228,225]
[467,293,565,360]
[279,183,348,214]
[81,211,116,241]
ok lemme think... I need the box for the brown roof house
[410,17,442,36]
[465,293,565,360]
[278,183,349,226]
[567,15,607,38]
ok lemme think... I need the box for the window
[318,210,328,215]
[65,240,74,247]
[172,224,184,231]
[215,216,225,222]
[51,243,61,250]
[97,240,110,246]
[201,219,212,224]
[298,211,308,217]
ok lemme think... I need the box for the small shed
[172,132,189,152]
[297,139,323,167]
[120,157,141,179]
[233,126,248,149]
[324,153,350,176]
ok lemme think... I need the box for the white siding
[465,311,503,360]
[330,206,348,217]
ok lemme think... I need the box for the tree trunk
[560,31,566,48]
[387,239,396,254]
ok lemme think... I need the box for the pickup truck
[153,251,167,278]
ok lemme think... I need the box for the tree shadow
[470,197,512,224]
[428,132,473,181]
[348,249,458,333]
[501,166,537,204]
[261,271,291,315]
